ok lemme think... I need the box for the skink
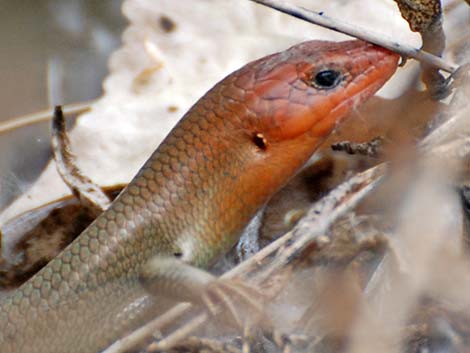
[0,40,398,352]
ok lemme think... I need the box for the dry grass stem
[249,0,458,73]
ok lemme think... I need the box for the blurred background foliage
[0,0,125,121]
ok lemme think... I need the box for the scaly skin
[0,40,398,352]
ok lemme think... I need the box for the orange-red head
[221,40,399,144]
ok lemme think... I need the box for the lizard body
[0,40,398,352]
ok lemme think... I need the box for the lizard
[0,39,399,352]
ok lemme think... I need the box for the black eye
[312,70,342,89]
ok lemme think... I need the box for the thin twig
[249,0,458,74]
[103,303,192,353]
[154,312,210,351]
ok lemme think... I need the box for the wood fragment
[331,137,384,158]
[51,106,111,217]
[393,0,442,33]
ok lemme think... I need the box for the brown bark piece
[393,0,442,33]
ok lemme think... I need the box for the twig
[154,312,210,351]
[420,65,470,149]
[249,0,458,74]
[103,303,192,353]
[0,103,90,134]
[52,106,111,217]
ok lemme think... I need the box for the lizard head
[202,40,399,241]
[228,40,399,144]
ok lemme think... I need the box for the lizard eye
[311,70,342,89]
